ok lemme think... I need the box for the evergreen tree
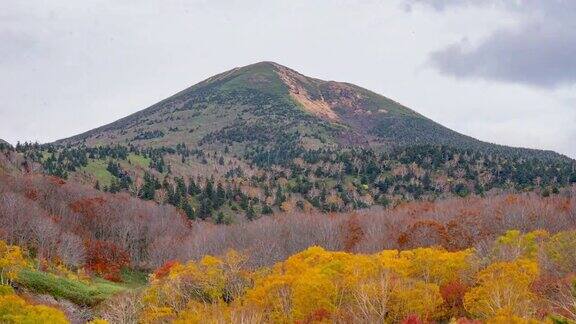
[261,203,273,215]
[245,206,256,221]
[274,186,286,206]
[198,197,212,220]
[216,183,226,208]
[188,178,201,195]
[181,200,195,220]
[139,172,157,200]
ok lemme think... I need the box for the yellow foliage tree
[388,279,444,322]
[485,308,544,324]
[0,241,30,285]
[464,259,539,319]
[493,230,549,261]
[244,246,448,322]
[0,292,68,324]
[136,233,576,323]
[396,248,474,285]
[544,230,576,274]
[141,250,251,323]
[346,268,396,323]
[87,319,109,324]
[245,246,346,322]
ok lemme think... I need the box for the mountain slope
[57,61,563,160]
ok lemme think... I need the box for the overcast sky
[1,0,574,158]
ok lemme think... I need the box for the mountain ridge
[55,61,567,161]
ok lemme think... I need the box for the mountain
[56,61,562,160]
[15,62,576,218]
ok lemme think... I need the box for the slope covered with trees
[12,141,576,222]
[2,143,575,268]
[1,144,576,322]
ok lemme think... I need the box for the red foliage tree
[69,197,106,219]
[341,213,364,252]
[297,308,331,324]
[153,260,179,280]
[24,188,38,201]
[85,240,129,282]
[401,314,423,324]
[397,220,448,249]
[440,280,468,317]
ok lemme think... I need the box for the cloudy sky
[1,0,575,158]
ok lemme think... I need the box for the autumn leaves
[139,230,576,323]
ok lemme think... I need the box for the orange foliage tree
[85,240,129,281]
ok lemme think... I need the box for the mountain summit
[57,61,560,159]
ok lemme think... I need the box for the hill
[56,62,563,160]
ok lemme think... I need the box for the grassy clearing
[119,268,149,289]
[127,153,151,169]
[16,269,125,306]
[81,159,114,187]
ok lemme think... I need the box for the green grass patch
[16,269,126,306]
[119,268,149,289]
[127,153,151,169]
[218,62,289,97]
[81,159,115,187]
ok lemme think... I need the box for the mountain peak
[55,62,565,161]
[243,60,283,68]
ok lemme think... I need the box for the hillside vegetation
[1,145,575,268]
[0,230,575,323]
[13,141,576,222]
[1,145,576,322]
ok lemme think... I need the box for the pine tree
[261,203,273,215]
[139,172,157,200]
[216,183,226,208]
[198,197,212,220]
[274,186,285,206]
[245,206,256,221]
[188,178,201,195]
[214,211,225,224]
[181,200,195,220]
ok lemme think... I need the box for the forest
[1,143,576,322]
[12,142,576,224]
[0,227,575,323]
